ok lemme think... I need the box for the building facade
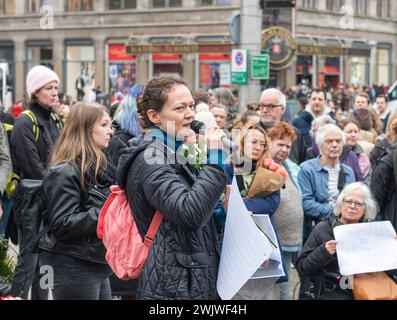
[1,0,396,104]
[0,0,239,103]
[292,0,397,90]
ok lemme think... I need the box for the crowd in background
[1,65,397,300]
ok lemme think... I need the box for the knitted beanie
[26,65,60,97]
[195,103,217,128]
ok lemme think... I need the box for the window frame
[151,0,182,8]
[107,0,137,10]
[64,0,94,12]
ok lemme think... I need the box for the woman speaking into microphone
[117,76,226,300]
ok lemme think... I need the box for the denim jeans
[41,252,112,300]
[280,250,298,300]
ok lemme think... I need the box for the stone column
[14,37,26,102]
[238,0,262,111]
[52,37,64,92]
[135,38,150,84]
[94,37,106,94]
[183,53,195,89]
[369,41,377,85]
[312,55,317,88]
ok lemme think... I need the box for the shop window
[108,0,136,9]
[350,56,367,86]
[0,45,15,104]
[153,54,183,78]
[107,43,136,95]
[377,46,391,86]
[65,0,93,11]
[27,0,54,13]
[0,0,15,14]
[66,44,95,101]
[26,42,54,71]
[199,53,231,89]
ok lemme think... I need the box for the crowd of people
[0,64,397,300]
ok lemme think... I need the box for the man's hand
[0,205,3,221]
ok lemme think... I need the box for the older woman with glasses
[295,182,378,300]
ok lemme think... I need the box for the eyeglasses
[259,104,282,110]
[343,199,365,208]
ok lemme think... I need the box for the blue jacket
[298,157,355,220]
[214,164,280,229]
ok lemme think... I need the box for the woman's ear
[146,109,161,125]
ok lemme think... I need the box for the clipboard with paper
[217,177,285,300]
[251,214,285,279]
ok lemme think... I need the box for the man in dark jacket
[370,145,397,229]
[259,88,307,165]
[10,65,63,300]
[292,88,328,146]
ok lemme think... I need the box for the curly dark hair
[138,76,188,128]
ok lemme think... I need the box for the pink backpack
[97,185,164,280]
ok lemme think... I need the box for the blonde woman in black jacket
[39,102,115,300]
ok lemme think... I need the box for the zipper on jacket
[89,187,108,199]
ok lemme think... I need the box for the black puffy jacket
[104,129,133,166]
[295,215,353,299]
[370,145,397,230]
[10,102,62,179]
[38,162,115,264]
[117,135,226,300]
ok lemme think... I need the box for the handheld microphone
[190,120,239,152]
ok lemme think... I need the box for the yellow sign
[125,43,200,55]
[298,44,342,57]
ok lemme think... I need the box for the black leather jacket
[38,162,115,264]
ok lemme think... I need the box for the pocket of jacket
[174,252,209,268]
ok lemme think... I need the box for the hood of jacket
[117,134,151,189]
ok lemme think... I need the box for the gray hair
[333,182,379,221]
[210,103,228,115]
[315,124,345,149]
[310,115,336,138]
[212,88,235,109]
[260,88,286,108]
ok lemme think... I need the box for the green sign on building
[231,72,248,85]
[250,54,270,80]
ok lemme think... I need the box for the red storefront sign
[152,54,182,61]
[108,44,135,61]
[199,53,231,61]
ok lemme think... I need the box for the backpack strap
[3,123,13,132]
[50,112,63,131]
[143,210,164,247]
[21,110,39,141]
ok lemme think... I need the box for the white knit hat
[26,65,60,97]
[195,103,217,128]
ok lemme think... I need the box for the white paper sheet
[217,177,274,300]
[334,221,397,275]
[251,214,285,279]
